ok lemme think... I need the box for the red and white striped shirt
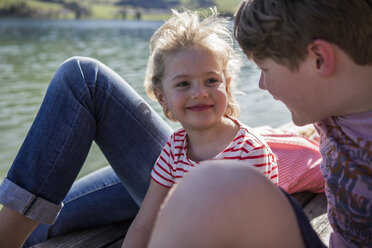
[151,119,278,188]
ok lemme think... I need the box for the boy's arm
[122,179,170,248]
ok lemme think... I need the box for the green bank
[0,0,242,20]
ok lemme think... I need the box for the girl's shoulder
[166,128,186,140]
[173,128,186,136]
[165,128,187,149]
[227,116,268,147]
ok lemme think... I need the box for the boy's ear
[308,39,335,77]
[154,89,167,108]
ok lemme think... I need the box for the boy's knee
[165,161,273,213]
[181,160,271,193]
[153,161,285,247]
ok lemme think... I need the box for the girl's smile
[186,104,213,111]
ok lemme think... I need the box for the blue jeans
[0,57,172,247]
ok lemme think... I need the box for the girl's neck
[185,116,240,162]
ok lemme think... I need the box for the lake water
[0,19,291,179]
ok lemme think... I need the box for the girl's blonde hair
[144,8,242,121]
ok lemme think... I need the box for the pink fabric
[255,126,325,194]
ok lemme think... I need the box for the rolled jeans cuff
[0,178,63,224]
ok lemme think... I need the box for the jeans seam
[25,197,40,216]
[22,195,36,214]
[63,181,123,204]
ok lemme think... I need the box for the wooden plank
[30,220,132,248]
[303,193,332,247]
[31,192,331,247]
[107,238,125,248]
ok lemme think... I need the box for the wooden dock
[30,191,331,248]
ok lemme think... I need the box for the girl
[122,8,278,247]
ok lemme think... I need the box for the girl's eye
[206,78,219,85]
[175,81,189,87]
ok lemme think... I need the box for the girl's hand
[121,180,170,248]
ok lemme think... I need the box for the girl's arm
[121,179,170,248]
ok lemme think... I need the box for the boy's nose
[258,72,266,90]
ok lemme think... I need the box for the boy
[148,1,372,247]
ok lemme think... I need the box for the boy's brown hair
[234,0,372,70]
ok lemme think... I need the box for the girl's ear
[308,39,335,77]
[225,77,231,93]
[154,89,167,108]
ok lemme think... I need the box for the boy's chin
[290,113,315,127]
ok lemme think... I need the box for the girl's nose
[258,72,266,90]
[192,84,208,98]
